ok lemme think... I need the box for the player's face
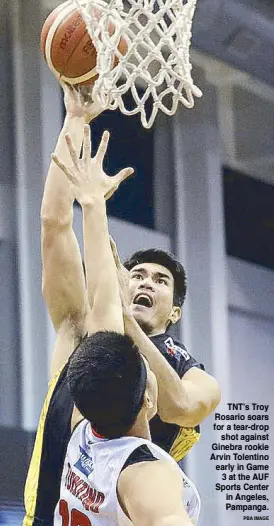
[142,356,158,419]
[128,262,178,336]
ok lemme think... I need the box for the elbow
[41,202,56,226]
[189,380,222,425]
[41,203,72,229]
[157,399,199,426]
[160,381,222,428]
[203,377,222,415]
[157,396,208,426]
[158,402,192,426]
[171,402,210,428]
[183,381,222,426]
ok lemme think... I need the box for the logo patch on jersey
[74,446,94,477]
[164,337,190,361]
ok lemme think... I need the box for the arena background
[0,0,273,524]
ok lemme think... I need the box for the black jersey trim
[121,445,158,472]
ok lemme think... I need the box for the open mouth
[133,293,153,308]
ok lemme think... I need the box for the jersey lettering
[59,500,69,526]
[59,500,92,526]
[65,463,105,513]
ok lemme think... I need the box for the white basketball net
[75,0,202,128]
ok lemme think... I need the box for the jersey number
[59,499,92,526]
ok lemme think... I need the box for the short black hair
[67,331,147,439]
[124,249,187,306]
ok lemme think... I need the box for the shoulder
[117,458,184,525]
[150,333,189,357]
[120,456,179,480]
[150,333,205,377]
[150,333,187,356]
[118,455,181,497]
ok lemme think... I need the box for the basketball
[40,1,126,86]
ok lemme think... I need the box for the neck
[147,328,167,337]
[130,310,168,337]
[135,319,167,338]
[126,413,151,440]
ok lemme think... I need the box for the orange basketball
[40,1,127,86]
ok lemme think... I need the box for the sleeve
[150,333,204,379]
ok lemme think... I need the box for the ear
[168,306,181,326]
[143,390,153,410]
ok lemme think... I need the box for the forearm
[41,114,85,225]
[82,199,123,333]
[123,315,189,420]
[124,315,212,426]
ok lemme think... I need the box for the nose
[139,278,155,291]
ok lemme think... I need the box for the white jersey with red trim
[54,420,201,526]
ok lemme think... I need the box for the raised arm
[52,125,134,335]
[118,460,194,526]
[110,239,221,427]
[41,87,92,334]
[41,87,102,378]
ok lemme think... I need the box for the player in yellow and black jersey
[23,88,220,525]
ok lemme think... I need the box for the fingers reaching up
[95,130,110,166]
[83,125,92,166]
[52,126,135,206]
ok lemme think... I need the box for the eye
[157,278,168,285]
[132,273,142,280]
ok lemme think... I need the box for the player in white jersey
[51,128,200,526]
[56,332,201,526]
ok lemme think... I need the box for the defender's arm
[82,196,124,334]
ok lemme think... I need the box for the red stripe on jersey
[90,426,105,439]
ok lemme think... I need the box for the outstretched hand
[52,125,134,206]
